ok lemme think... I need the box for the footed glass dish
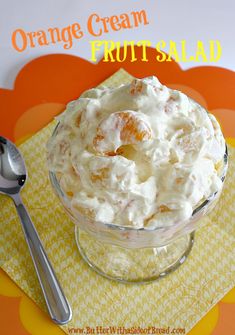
[49,140,228,284]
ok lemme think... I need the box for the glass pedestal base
[75,227,195,284]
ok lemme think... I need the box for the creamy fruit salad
[47,76,225,228]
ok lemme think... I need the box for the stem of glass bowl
[75,226,195,284]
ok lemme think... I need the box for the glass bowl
[48,124,228,284]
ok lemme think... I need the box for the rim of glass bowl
[49,122,228,232]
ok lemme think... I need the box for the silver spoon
[0,135,72,325]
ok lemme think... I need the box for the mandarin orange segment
[93,111,152,155]
[130,79,144,95]
[175,177,184,185]
[93,134,105,149]
[158,205,171,213]
[90,167,110,183]
[118,111,151,142]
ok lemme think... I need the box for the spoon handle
[12,193,72,325]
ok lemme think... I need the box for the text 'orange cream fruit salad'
[47,76,225,228]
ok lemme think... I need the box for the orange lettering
[109,15,121,31]
[48,27,61,44]
[37,30,49,46]
[131,10,149,27]
[100,17,109,33]
[72,23,83,39]
[120,13,132,29]
[61,26,73,49]
[87,13,102,37]
[12,29,27,52]
[27,32,37,48]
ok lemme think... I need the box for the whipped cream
[47,76,225,228]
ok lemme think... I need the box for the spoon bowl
[0,136,27,194]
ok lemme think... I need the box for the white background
[0,0,234,89]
